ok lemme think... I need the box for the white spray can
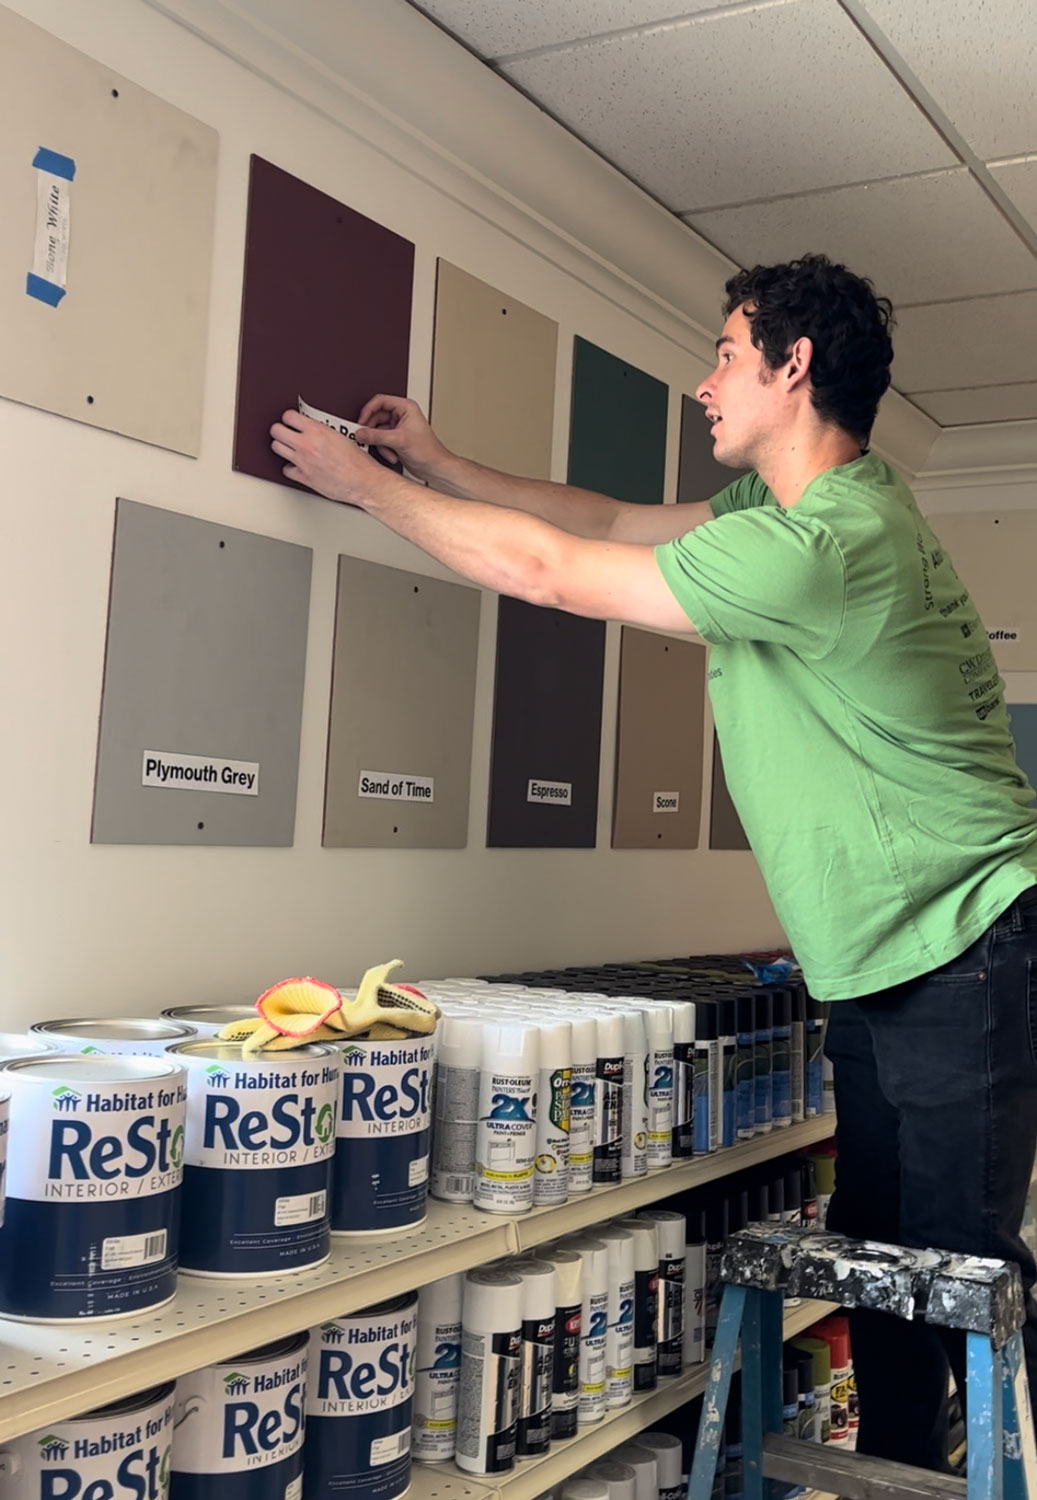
[638,1208,686,1377]
[430,1014,483,1203]
[592,1012,625,1185]
[541,1247,582,1440]
[584,1461,637,1500]
[559,1235,609,1424]
[513,1258,556,1458]
[631,1003,674,1169]
[473,1022,539,1215]
[619,1010,649,1180]
[566,1012,597,1194]
[613,1216,659,1392]
[612,1444,659,1500]
[596,1223,635,1408]
[532,1018,571,1206]
[633,1432,684,1500]
[413,1272,464,1462]
[683,1207,707,1366]
[455,1268,523,1475]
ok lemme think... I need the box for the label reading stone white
[988,627,1021,643]
[142,751,259,795]
[653,791,681,813]
[371,1429,411,1466]
[101,1228,168,1271]
[408,1153,429,1187]
[358,770,435,802]
[275,1189,327,1227]
[527,778,572,806]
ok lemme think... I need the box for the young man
[271,254,1037,1468]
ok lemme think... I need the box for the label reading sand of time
[527,778,572,806]
[653,791,680,813]
[358,770,435,802]
[142,751,259,795]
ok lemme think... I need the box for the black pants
[824,886,1037,1470]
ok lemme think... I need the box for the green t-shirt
[655,451,1037,1000]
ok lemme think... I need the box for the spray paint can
[596,1224,635,1408]
[429,1014,482,1203]
[795,1349,818,1442]
[753,992,773,1134]
[667,1002,695,1159]
[634,1432,683,1500]
[473,1021,539,1215]
[304,1295,417,1500]
[171,1040,338,1275]
[805,997,825,1117]
[619,1010,648,1180]
[692,1000,719,1155]
[171,1334,306,1500]
[613,1217,659,1391]
[815,1318,851,1445]
[31,1017,197,1057]
[782,1363,800,1438]
[413,1273,463,1462]
[3,1384,175,1500]
[771,989,792,1129]
[160,1005,257,1038]
[334,1034,434,1234]
[541,1248,582,1439]
[512,1258,556,1458]
[559,1235,609,1424]
[583,1461,637,1500]
[790,985,806,1124]
[704,1197,729,1349]
[790,1337,831,1443]
[0,1053,186,1320]
[628,1004,673,1169]
[567,1013,597,1194]
[637,1209,685,1376]
[562,1482,611,1500]
[613,1446,658,1500]
[716,997,737,1150]
[455,1268,523,1475]
[735,997,756,1141]
[532,1018,571,1206]
[592,1012,624,1185]
[683,1206,707,1366]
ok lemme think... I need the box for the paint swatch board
[678,393,748,506]
[0,7,217,455]
[612,628,706,848]
[92,500,312,846]
[431,261,558,479]
[709,730,752,852]
[1008,704,1037,795]
[568,337,668,504]
[487,597,606,847]
[926,511,1037,671]
[323,556,481,848]
[234,156,414,489]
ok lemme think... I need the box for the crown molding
[918,419,1037,479]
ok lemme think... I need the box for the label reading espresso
[527,779,572,806]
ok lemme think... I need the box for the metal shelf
[410,1299,840,1500]
[0,1116,835,1444]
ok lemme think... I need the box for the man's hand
[270,411,386,507]
[355,395,451,482]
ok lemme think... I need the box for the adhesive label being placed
[526,779,572,806]
[298,396,405,474]
[652,791,680,813]
[28,147,75,307]
[142,751,259,795]
[357,771,435,803]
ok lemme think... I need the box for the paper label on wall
[527,778,572,806]
[653,791,680,813]
[142,751,260,795]
[988,628,1022,644]
[28,148,76,306]
[299,395,404,474]
[357,770,435,802]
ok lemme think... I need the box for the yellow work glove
[217,961,439,1057]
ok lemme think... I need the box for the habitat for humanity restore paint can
[171,1334,307,1500]
[160,1006,258,1039]
[30,1019,197,1057]
[169,1040,338,1276]
[2,1382,175,1500]
[333,1034,434,1234]
[305,1292,419,1500]
[0,1053,186,1321]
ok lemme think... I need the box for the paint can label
[578,1290,608,1421]
[334,1041,433,1233]
[606,1276,635,1406]
[0,1095,9,1231]
[413,1315,461,1462]
[592,1058,623,1184]
[568,1064,595,1192]
[517,1317,554,1455]
[657,1256,685,1375]
[632,1267,659,1391]
[305,1299,417,1500]
[178,1055,337,1274]
[0,1070,186,1319]
[454,1327,520,1473]
[646,1049,673,1167]
[5,1384,174,1500]
[533,1067,570,1205]
[551,1301,581,1439]
[474,1069,536,1214]
[171,1342,307,1500]
[430,1061,478,1202]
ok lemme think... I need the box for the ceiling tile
[500,0,955,212]
[855,0,1037,161]
[686,169,1037,304]
[909,384,1037,425]
[990,157,1037,236]
[892,293,1037,391]
[408,1,750,57]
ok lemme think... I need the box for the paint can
[0,1091,8,1230]
[583,1461,637,1500]
[513,1258,556,1458]
[171,1334,307,1500]
[683,1206,707,1367]
[413,1273,463,1462]
[592,1012,624,1186]
[532,1018,571,1206]
[31,1017,197,1057]
[473,1022,539,1216]
[613,1217,658,1392]
[612,1445,658,1500]
[429,1015,482,1203]
[540,1248,582,1440]
[561,1482,611,1500]
[160,1005,258,1039]
[0,1032,56,1061]
[333,1034,434,1234]
[305,1293,418,1500]
[637,1209,685,1376]
[566,1013,597,1194]
[595,1224,635,1408]
[0,1053,186,1320]
[691,1000,719,1155]
[637,1004,674,1169]
[557,1236,608,1425]
[632,1432,683,1500]
[1,1383,175,1500]
[619,1010,648,1180]
[169,1039,338,1276]
[454,1267,523,1475]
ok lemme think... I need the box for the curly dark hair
[722,254,895,446]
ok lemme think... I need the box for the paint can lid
[32,1017,196,1042]
[0,1052,184,1087]
[0,1031,56,1060]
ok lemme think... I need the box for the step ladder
[688,1224,1037,1500]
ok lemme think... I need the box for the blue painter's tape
[32,146,76,180]
[25,273,65,306]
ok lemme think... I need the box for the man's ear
[784,335,814,392]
